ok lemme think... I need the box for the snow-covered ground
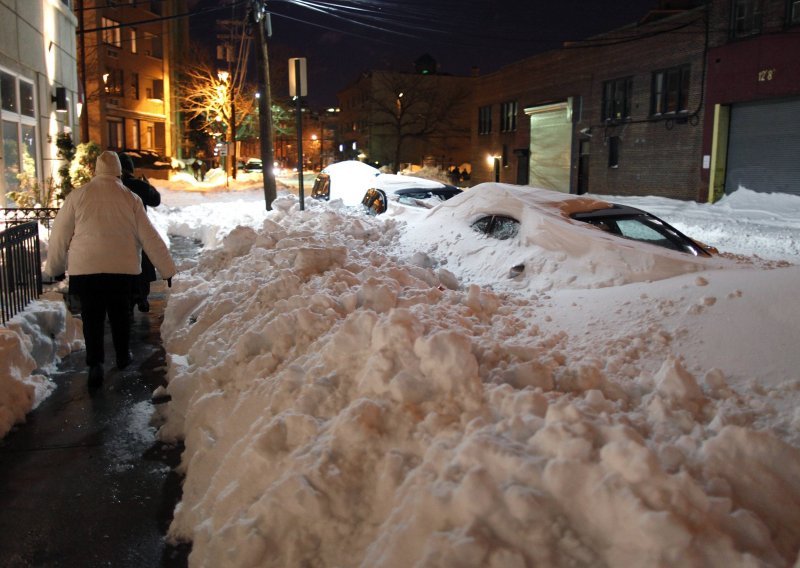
[2,170,799,567]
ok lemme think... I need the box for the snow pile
[158,193,800,567]
[0,297,83,437]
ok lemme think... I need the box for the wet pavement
[0,236,200,567]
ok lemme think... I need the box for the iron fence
[0,222,43,325]
[1,207,60,233]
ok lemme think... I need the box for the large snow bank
[0,297,83,437]
[158,193,800,567]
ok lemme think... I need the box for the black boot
[88,365,104,390]
[117,350,133,370]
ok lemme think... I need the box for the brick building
[471,3,709,200]
[703,0,800,199]
[471,0,800,201]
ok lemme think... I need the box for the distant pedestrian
[46,151,176,391]
[117,152,161,313]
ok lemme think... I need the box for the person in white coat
[46,151,177,390]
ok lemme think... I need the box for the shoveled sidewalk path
[0,281,190,568]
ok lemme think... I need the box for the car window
[493,217,520,240]
[471,215,519,240]
[312,174,330,200]
[362,188,387,215]
[615,219,682,251]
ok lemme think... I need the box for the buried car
[312,161,461,209]
[362,179,462,214]
[399,183,726,291]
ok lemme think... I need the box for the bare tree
[179,61,257,144]
[364,71,471,172]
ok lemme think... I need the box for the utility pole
[250,0,277,210]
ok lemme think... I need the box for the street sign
[289,57,307,97]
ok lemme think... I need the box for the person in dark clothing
[117,152,162,313]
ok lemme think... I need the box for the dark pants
[69,274,134,367]
[132,253,156,307]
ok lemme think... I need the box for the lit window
[102,18,122,47]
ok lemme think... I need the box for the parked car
[241,158,263,172]
[311,161,381,206]
[362,177,462,215]
[312,161,461,210]
[472,203,715,256]
[402,183,719,288]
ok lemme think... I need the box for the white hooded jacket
[46,152,176,279]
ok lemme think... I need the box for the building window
[19,81,34,117]
[500,101,517,132]
[108,118,124,150]
[789,0,800,24]
[731,0,762,38]
[1,71,39,198]
[130,28,137,53]
[104,68,124,97]
[478,105,492,135]
[143,32,162,58]
[145,78,164,100]
[130,73,139,99]
[102,18,122,47]
[602,77,632,121]
[1,71,17,112]
[651,65,690,116]
[131,119,140,149]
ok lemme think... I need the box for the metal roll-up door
[525,101,572,192]
[725,97,800,196]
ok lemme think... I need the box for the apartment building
[0,0,79,206]
[77,0,187,175]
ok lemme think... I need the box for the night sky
[188,0,660,108]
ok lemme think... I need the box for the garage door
[525,101,572,192]
[725,97,800,196]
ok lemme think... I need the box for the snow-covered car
[401,183,722,289]
[473,202,715,257]
[361,178,462,214]
[312,161,460,210]
[311,161,381,206]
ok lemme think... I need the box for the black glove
[54,273,66,282]
[167,277,172,288]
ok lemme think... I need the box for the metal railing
[1,207,60,233]
[0,222,43,325]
